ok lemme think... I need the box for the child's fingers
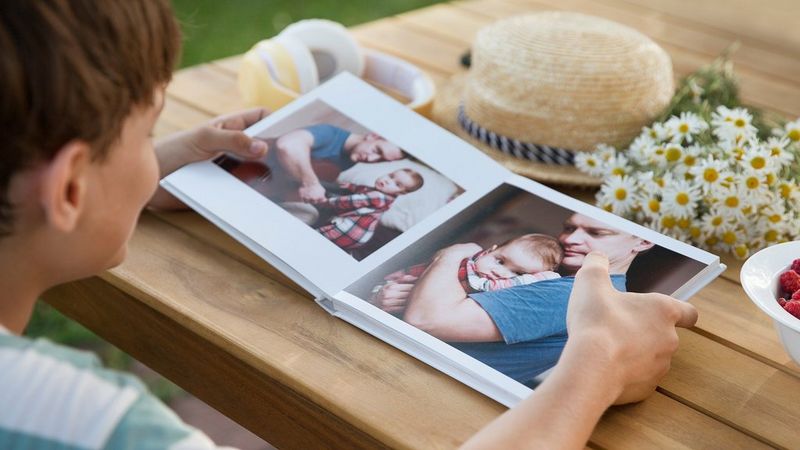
[212,107,270,131]
[195,126,267,158]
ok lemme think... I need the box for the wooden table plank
[612,0,800,57]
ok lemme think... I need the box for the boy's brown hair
[503,233,564,271]
[0,0,181,234]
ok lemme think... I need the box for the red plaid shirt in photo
[316,183,395,250]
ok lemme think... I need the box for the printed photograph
[216,100,463,261]
[347,184,708,387]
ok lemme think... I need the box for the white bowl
[741,241,800,365]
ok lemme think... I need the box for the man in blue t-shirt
[395,213,654,385]
[270,124,405,203]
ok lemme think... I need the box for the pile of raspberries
[778,259,800,319]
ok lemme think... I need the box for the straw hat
[433,12,674,187]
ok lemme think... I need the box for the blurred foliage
[171,0,447,68]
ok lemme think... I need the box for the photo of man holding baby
[216,100,461,260]
[348,184,706,386]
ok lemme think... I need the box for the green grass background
[26,0,445,400]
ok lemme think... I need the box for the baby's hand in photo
[370,278,416,314]
[299,182,326,203]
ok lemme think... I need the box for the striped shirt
[0,325,233,449]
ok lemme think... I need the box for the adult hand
[150,108,270,209]
[564,251,698,405]
[299,181,327,203]
[369,275,418,314]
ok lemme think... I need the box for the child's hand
[563,251,697,405]
[149,108,269,209]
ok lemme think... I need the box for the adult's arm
[460,252,698,450]
[274,129,325,202]
[403,243,502,342]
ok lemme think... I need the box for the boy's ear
[40,140,92,232]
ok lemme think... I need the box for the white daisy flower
[739,144,773,173]
[690,156,733,194]
[784,119,800,143]
[737,171,769,202]
[597,175,638,216]
[717,225,748,254]
[712,107,757,144]
[637,190,663,219]
[665,112,708,143]
[604,153,630,178]
[713,185,748,221]
[765,137,794,168]
[628,134,656,165]
[575,151,606,177]
[661,177,701,217]
[700,210,732,237]
[759,202,790,232]
[643,122,670,143]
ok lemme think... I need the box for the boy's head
[0,1,180,281]
[474,234,564,280]
[374,168,424,195]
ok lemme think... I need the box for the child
[379,234,563,298]
[315,168,424,250]
[0,1,272,447]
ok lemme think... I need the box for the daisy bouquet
[576,108,800,259]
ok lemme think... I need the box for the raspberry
[793,291,800,301]
[792,258,800,274]
[780,270,800,296]
[784,300,800,319]
[779,297,788,307]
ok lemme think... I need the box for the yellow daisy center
[676,192,690,205]
[711,216,723,226]
[750,156,766,170]
[746,176,760,189]
[766,173,776,185]
[615,188,627,201]
[679,123,690,133]
[678,218,691,228]
[603,204,613,212]
[780,184,792,198]
[742,206,753,215]
[769,214,782,223]
[706,236,719,246]
[771,147,781,156]
[703,168,719,182]
[734,245,748,259]
[654,147,664,155]
[684,155,696,166]
[587,159,596,167]
[656,178,665,188]
[765,229,779,242]
[722,230,737,245]
[689,226,701,238]
[725,196,739,208]
[648,199,660,213]
[789,129,800,141]
[665,147,682,162]
[734,118,746,128]
[661,215,676,229]
[612,167,626,176]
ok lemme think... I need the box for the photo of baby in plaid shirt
[376,233,563,306]
[314,169,424,250]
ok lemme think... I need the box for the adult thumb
[572,251,614,292]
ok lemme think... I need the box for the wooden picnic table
[44,0,800,448]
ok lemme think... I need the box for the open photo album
[161,73,726,407]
